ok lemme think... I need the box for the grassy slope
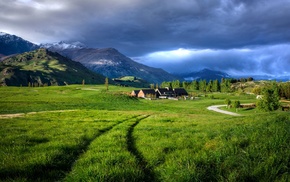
[0,85,289,181]
[0,49,106,86]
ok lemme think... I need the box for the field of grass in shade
[0,85,289,181]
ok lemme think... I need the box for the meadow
[0,85,289,181]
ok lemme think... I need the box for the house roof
[174,88,188,95]
[132,90,140,94]
[140,89,156,94]
[156,88,170,94]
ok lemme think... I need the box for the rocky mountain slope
[0,48,106,86]
[43,42,182,83]
[178,68,231,81]
[0,32,39,56]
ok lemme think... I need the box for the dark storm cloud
[1,0,290,75]
[134,44,290,76]
[1,0,289,53]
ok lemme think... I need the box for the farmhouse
[131,87,189,99]
[156,88,174,98]
[137,89,156,98]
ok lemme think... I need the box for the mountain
[0,48,106,86]
[41,41,86,50]
[43,42,182,83]
[0,32,39,56]
[178,68,231,81]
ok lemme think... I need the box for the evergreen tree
[212,79,220,92]
[206,80,213,92]
[192,80,199,90]
[199,80,207,93]
[172,80,180,88]
[182,81,190,89]
[257,84,280,111]
[221,79,231,92]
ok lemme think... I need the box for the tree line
[253,81,290,100]
[160,78,245,93]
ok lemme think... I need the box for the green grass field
[0,85,289,181]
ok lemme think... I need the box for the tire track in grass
[54,115,142,181]
[65,115,153,181]
[126,115,156,182]
[1,115,141,182]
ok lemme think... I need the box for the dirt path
[0,113,25,119]
[207,105,242,116]
[0,110,77,119]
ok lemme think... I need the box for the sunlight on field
[0,85,289,181]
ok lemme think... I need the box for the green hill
[0,49,106,86]
[113,76,150,88]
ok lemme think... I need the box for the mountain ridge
[43,42,182,83]
[176,68,231,81]
[0,32,39,56]
[0,48,106,86]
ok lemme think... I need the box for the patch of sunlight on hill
[20,59,67,73]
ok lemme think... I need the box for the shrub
[233,100,241,112]
[225,98,231,108]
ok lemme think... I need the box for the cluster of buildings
[131,87,188,99]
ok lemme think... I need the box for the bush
[225,98,231,108]
[233,100,241,112]
[233,100,241,109]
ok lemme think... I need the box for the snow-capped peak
[40,41,86,50]
[0,32,8,36]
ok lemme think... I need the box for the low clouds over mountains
[1,0,290,77]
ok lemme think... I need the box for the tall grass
[135,112,290,181]
[0,85,289,181]
[0,110,135,181]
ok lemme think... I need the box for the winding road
[207,105,242,116]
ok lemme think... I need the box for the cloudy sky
[1,0,290,76]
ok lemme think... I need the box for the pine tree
[212,80,220,92]
[192,80,199,90]
[257,84,280,111]
[221,79,231,92]
[206,80,213,92]
[199,80,207,93]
